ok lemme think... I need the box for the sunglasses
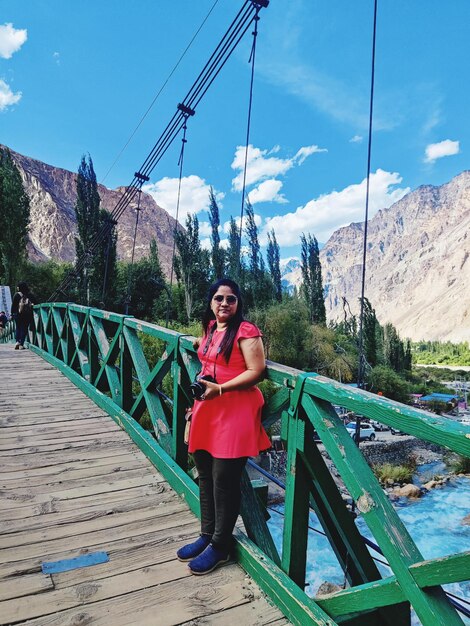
[213,294,238,304]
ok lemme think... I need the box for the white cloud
[248,179,287,205]
[350,135,363,143]
[231,143,326,192]
[424,139,460,163]
[198,221,213,238]
[142,175,224,224]
[262,169,410,246]
[0,79,21,110]
[222,212,262,234]
[200,237,212,251]
[53,51,60,65]
[0,23,27,59]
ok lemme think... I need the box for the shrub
[373,462,415,485]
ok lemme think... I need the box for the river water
[266,466,470,625]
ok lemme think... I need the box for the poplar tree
[74,155,102,305]
[300,232,326,324]
[244,199,261,280]
[175,213,210,321]
[226,216,241,282]
[267,228,282,302]
[0,148,30,286]
[208,187,224,280]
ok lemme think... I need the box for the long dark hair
[18,282,30,295]
[202,278,244,363]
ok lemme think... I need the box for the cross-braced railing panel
[26,304,470,626]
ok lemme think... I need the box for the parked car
[345,422,376,442]
[370,419,389,432]
[390,427,407,435]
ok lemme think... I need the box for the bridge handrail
[25,303,470,626]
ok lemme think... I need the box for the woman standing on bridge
[11,281,36,350]
[177,278,270,575]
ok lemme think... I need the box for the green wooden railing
[0,319,16,344]
[18,304,470,625]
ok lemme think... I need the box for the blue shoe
[188,543,230,575]
[176,535,211,562]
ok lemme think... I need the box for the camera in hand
[190,375,216,400]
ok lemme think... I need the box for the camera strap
[201,323,221,381]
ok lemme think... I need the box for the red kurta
[188,321,271,458]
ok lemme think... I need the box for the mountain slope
[3,146,179,276]
[320,171,470,342]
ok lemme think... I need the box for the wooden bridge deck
[0,345,288,626]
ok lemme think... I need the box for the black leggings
[192,450,247,551]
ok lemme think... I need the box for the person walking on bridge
[11,281,36,349]
[177,278,270,575]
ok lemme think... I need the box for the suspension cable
[237,8,261,268]
[356,0,378,392]
[354,0,378,453]
[48,1,269,303]
[124,186,143,315]
[166,115,190,327]
[100,0,221,186]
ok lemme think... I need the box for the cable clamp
[177,103,195,117]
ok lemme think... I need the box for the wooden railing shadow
[26,303,470,626]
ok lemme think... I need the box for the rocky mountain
[281,172,470,342]
[321,171,470,342]
[5,145,469,341]
[3,146,179,277]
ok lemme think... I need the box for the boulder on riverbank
[393,483,422,498]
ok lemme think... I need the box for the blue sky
[1,0,468,260]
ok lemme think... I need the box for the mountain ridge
[3,145,469,342]
[2,145,179,276]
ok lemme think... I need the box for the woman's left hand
[199,379,221,401]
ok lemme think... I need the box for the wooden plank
[0,486,172,534]
[0,472,163,511]
[0,484,167,523]
[0,508,197,565]
[0,456,146,487]
[0,442,139,472]
[0,434,131,457]
[0,572,54,602]
[8,566,258,626]
[0,501,187,550]
[281,414,309,588]
[177,598,291,625]
[52,530,200,588]
[0,465,164,501]
[0,517,199,581]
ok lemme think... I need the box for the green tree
[250,299,311,369]
[208,187,225,280]
[300,232,326,324]
[94,210,117,309]
[360,297,380,368]
[74,154,102,305]
[24,260,73,303]
[175,213,210,321]
[267,229,282,302]
[245,199,261,280]
[226,216,241,282]
[0,148,30,286]
[367,365,411,404]
[383,322,407,372]
[115,239,166,320]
